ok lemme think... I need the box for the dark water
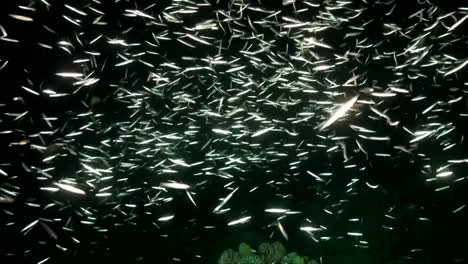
[1,0,468,264]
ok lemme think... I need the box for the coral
[239,255,263,264]
[258,241,287,264]
[281,252,305,264]
[304,256,319,264]
[220,242,318,264]
[219,248,240,264]
[239,242,253,258]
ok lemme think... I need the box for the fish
[54,183,86,195]
[160,182,191,190]
[320,96,359,130]
[227,216,251,226]
[1,0,467,262]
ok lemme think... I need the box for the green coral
[258,241,286,263]
[281,252,304,264]
[239,255,263,264]
[219,242,318,264]
[219,248,240,264]
[239,242,253,258]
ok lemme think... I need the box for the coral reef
[281,252,304,264]
[258,241,287,264]
[219,242,317,264]
[219,248,241,264]
[239,242,254,258]
[239,255,263,264]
